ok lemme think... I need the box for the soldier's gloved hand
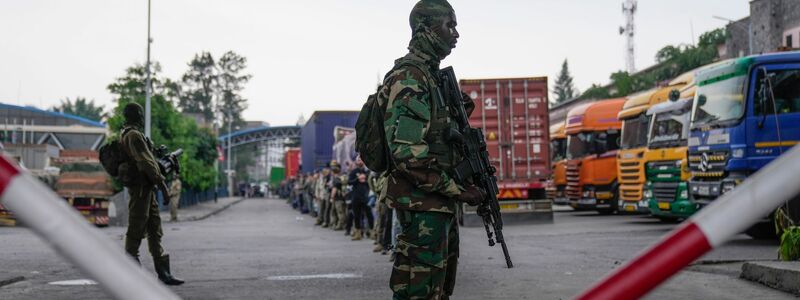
[457,185,485,206]
[159,182,171,205]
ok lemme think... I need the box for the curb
[740,261,800,296]
[183,197,246,222]
[0,276,25,287]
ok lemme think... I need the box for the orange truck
[616,73,693,213]
[53,157,114,227]
[546,122,568,205]
[565,98,626,213]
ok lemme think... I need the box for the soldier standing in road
[382,1,483,298]
[169,175,182,222]
[315,167,332,227]
[329,161,347,231]
[118,102,184,285]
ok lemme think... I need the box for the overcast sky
[1,0,748,126]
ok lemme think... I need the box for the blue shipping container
[301,111,359,173]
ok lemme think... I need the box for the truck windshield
[692,74,747,126]
[649,108,690,149]
[620,115,649,150]
[567,133,592,160]
[551,138,567,161]
[567,131,620,159]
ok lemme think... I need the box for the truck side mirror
[697,95,707,106]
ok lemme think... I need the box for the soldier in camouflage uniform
[119,103,184,285]
[315,167,332,226]
[382,1,483,298]
[329,161,347,230]
[168,175,181,222]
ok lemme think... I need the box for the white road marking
[266,273,362,281]
[48,279,98,286]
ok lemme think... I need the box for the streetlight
[713,15,752,56]
[144,0,153,138]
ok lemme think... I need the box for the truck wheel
[745,221,778,240]
[597,188,619,215]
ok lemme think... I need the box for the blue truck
[688,51,800,238]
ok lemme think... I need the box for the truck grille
[566,161,581,201]
[652,181,680,202]
[689,151,728,180]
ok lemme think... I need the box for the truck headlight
[679,190,688,200]
[722,182,736,194]
[732,148,745,158]
[582,186,595,198]
[644,189,653,199]
[675,160,682,168]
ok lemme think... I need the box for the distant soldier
[329,161,347,231]
[381,1,483,298]
[169,175,182,222]
[369,171,389,253]
[119,102,184,285]
[315,167,332,227]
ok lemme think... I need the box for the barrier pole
[577,145,800,300]
[0,157,180,300]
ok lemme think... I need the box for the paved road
[0,198,792,299]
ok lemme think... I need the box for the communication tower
[619,0,637,73]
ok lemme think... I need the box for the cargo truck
[565,98,626,214]
[688,52,800,238]
[301,111,359,173]
[546,122,568,205]
[459,76,553,225]
[643,74,697,221]
[53,159,114,226]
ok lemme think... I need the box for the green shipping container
[269,167,286,189]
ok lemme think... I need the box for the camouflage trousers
[125,185,166,259]
[390,210,458,300]
[317,199,330,226]
[331,200,347,229]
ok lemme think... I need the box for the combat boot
[154,255,185,286]
[351,229,362,241]
[373,244,383,252]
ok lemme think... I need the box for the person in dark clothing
[348,157,372,240]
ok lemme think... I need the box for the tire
[597,186,619,215]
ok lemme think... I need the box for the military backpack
[355,59,433,173]
[98,128,139,186]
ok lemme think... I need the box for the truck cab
[688,52,800,238]
[616,74,692,213]
[546,122,568,205]
[565,98,626,214]
[644,87,695,221]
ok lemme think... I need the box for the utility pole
[227,111,234,196]
[144,0,153,138]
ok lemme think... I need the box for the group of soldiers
[285,158,396,254]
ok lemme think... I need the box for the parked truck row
[546,50,800,239]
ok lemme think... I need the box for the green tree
[51,97,107,122]
[180,52,216,121]
[553,59,578,104]
[216,51,252,129]
[106,62,218,191]
[579,84,611,100]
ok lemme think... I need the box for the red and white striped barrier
[577,144,800,300]
[0,157,180,300]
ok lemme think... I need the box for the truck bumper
[648,199,697,219]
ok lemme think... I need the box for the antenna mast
[620,0,637,73]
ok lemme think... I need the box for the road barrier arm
[577,144,800,300]
[0,157,180,300]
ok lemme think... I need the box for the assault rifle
[156,147,184,177]
[438,66,513,268]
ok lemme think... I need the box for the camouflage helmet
[123,102,145,127]
[409,0,454,31]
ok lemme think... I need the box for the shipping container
[284,148,301,178]
[459,76,553,225]
[301,111,359,173]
